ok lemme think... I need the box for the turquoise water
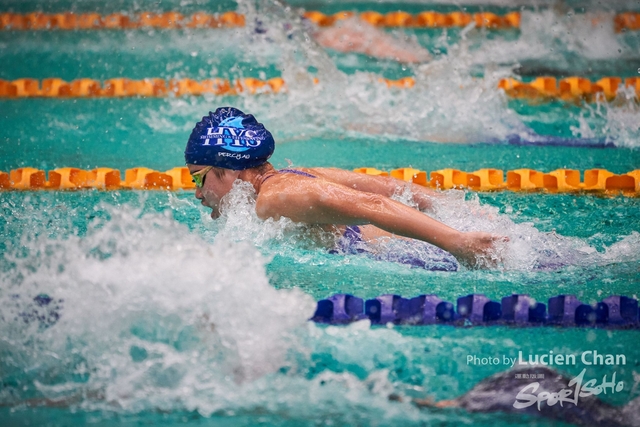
[1,0,640,426]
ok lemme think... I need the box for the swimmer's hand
[388,394,460,409]
[448,232,508,269]
[412,397,459,409]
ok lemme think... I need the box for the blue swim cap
[184,107,275,170]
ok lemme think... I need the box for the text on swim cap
[201,126,264,147]
[217,152,251,159]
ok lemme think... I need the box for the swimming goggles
[191,166,213,188]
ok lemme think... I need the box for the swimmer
[184,107,504,268]
[411,366,640,427]
[312,16,432,64]
[254,2,431,64]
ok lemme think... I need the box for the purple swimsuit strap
[261,168,317,186]
[278,168,317,178]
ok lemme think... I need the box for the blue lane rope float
[8,293,639,329]
[311,294,640,328]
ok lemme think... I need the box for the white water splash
[570,87,640,148]
[141,0,527,144]
[427,191,640,270]
[0,201,315,411]
[467,9,629,65]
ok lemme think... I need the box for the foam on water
[2,0,611,147]
[237,1,637,148]
[0,0,638,148]
[569,87,640,149]
[141,1,640,148]
[0,197,477,423]
[463,8,640,148]
[469,9,630,65]
[424,190,640,270]
[0,199,315,409]
[142,0,527,145]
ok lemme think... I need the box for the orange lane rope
[356,167,640,194]
[1,167,639,195]
[1,11,639,31]
[304,10,521,28]
[497,76,640,102]
[378,76,640,103]
[0,77,287,97]
[0,11,246,30]
[0,10,517,30]
[0,76,638,103]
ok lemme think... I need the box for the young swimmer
[312,17,432,64]
[184,107,504,268]
[411,366,640,427]
[253,2,431,64]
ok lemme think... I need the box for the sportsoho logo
[200,118,266,152]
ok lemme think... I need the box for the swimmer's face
[188,165,239,219]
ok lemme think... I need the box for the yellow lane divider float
[304,10,521,28]
[380,76,640,102]
[498,76,640,102]
[1,11,639,31]
[1,167,195,191]
[1,167,639,195]
[0,76,638,102]
[0,11,246,30]
[0,77,286,97]
[0,11,519,30]
[355,167,640,194]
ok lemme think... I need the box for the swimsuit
[262,168,458,272]
[334,228,458,272]
[260,168,317,186]
[278,168,317,178]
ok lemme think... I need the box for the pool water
[1,0,640,426]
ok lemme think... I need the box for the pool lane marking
[1,167,639,194]
[0,76,638,103]
[2,11,639,31]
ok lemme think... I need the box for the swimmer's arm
[257,180,500,267]
[308,167,441,211]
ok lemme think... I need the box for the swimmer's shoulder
[303,167,348,180]
[258,168,322,194]
[255,170,324,220]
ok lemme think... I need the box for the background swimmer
[313,16,432,64]
[411,366,640,427]
[252,0,431,64]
